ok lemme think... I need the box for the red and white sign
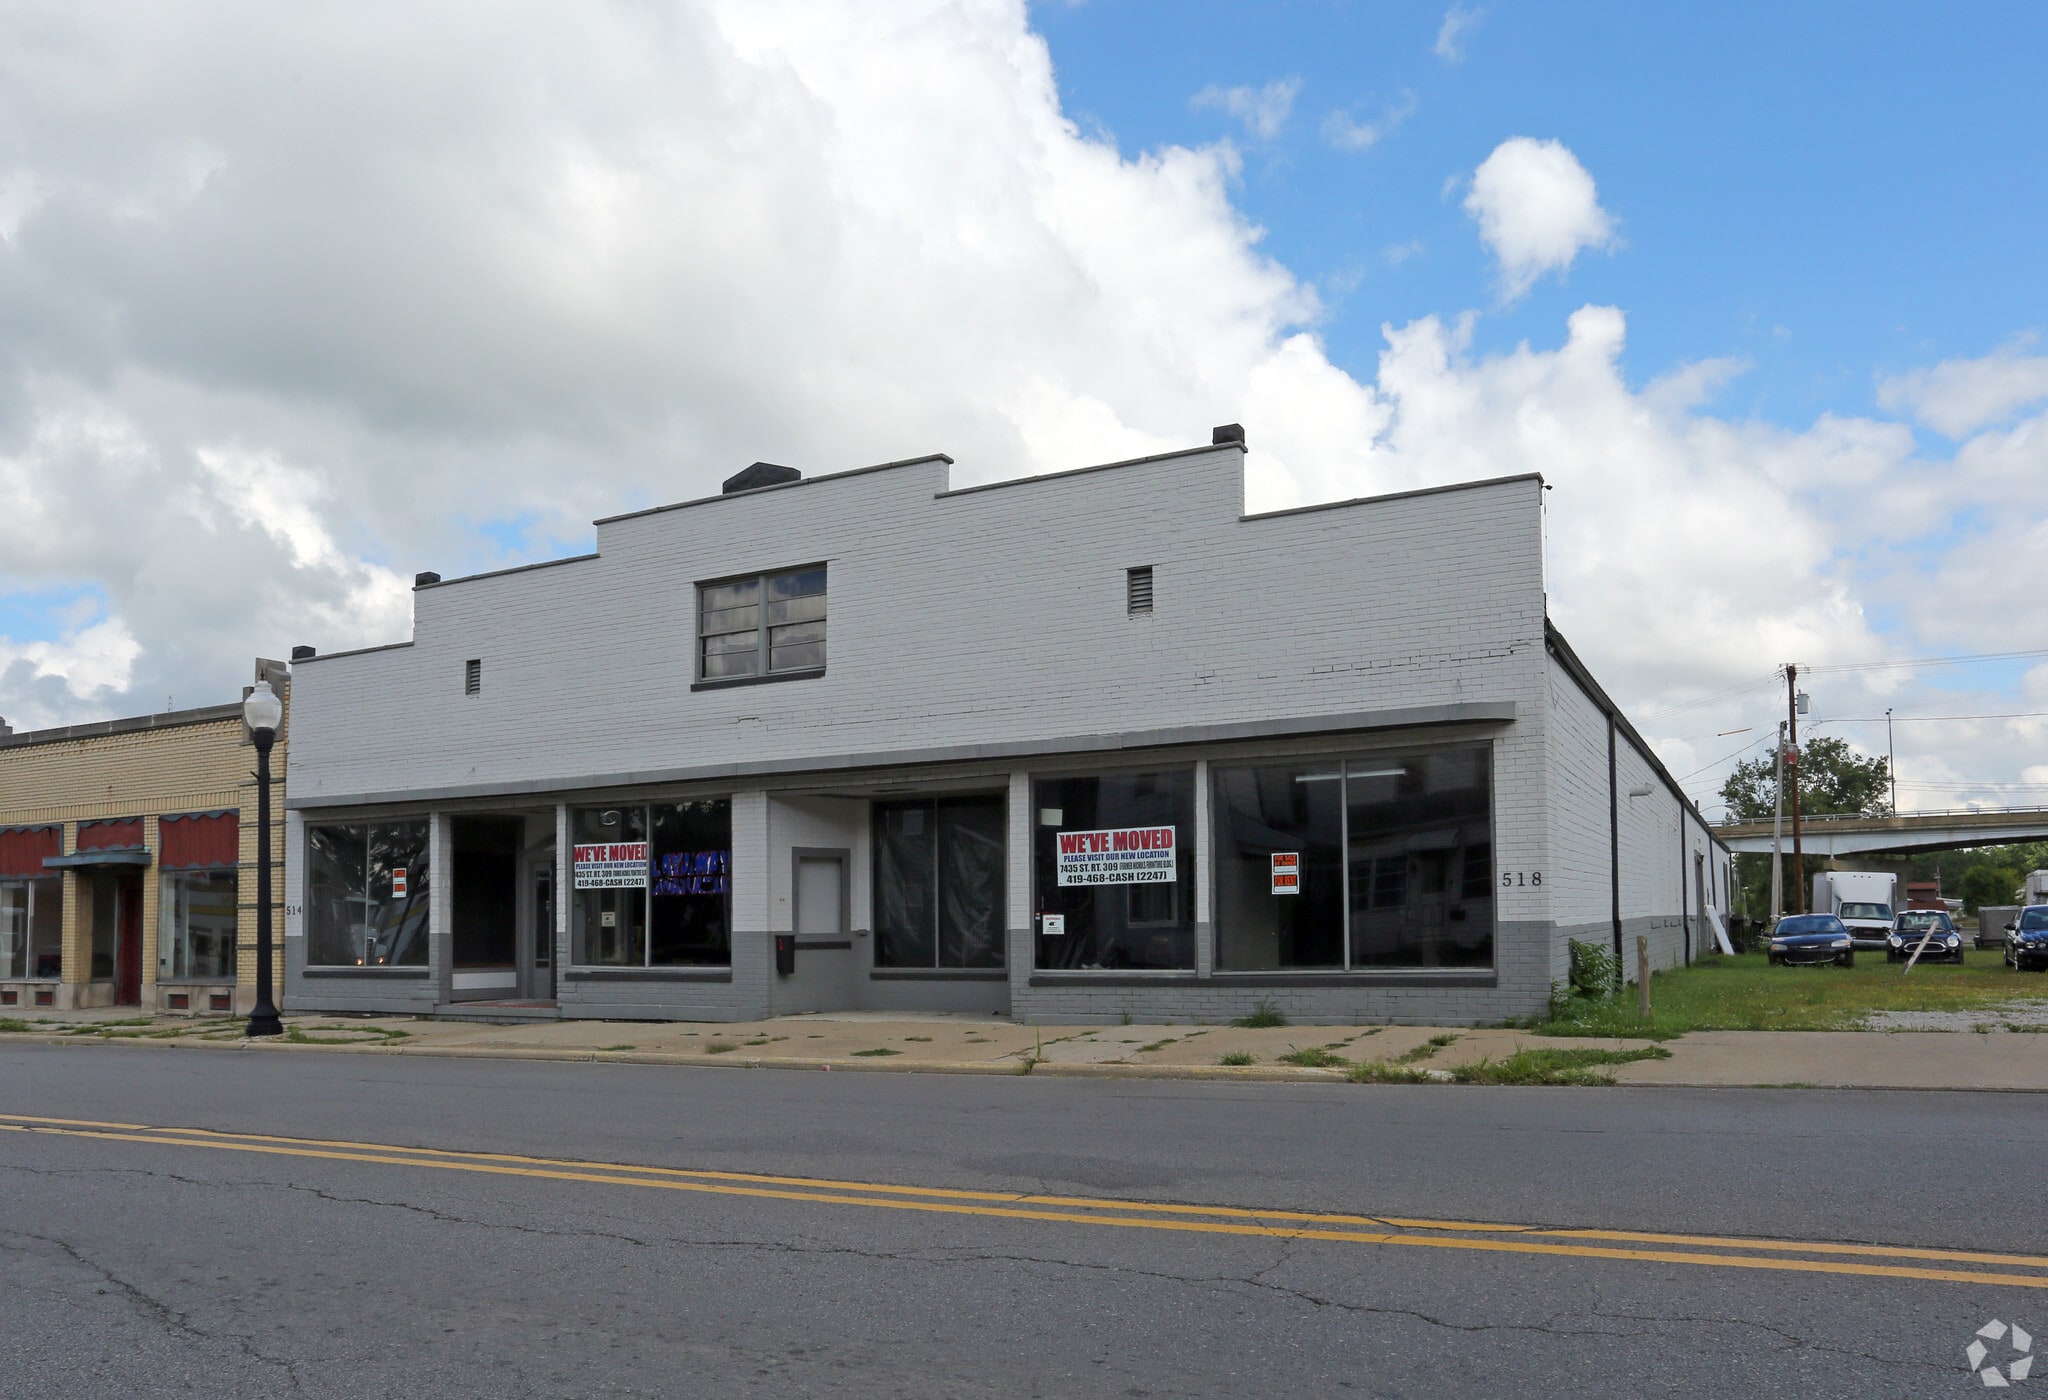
[573,842,649,890]
[1054,826,1176,886]
[1270,852,1300,895]
[391,867,408,898]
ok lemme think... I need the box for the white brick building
[281,429,1731,1024]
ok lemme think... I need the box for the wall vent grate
[464,659,482,696]
[1127,566,1154,616]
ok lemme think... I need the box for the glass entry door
[527,860,555,1000]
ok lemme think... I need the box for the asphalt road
[1,1042,2041,1399]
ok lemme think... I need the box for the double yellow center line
[4,1110,2043,1290]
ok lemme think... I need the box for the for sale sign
[1055,826,1177,886]
[1270,852,1300,895]
[573,842,649,889]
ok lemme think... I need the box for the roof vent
[290,645,316,662]
[1211,423,1246,447]
[414,571,441,588]
[0,717,10,737]
[721,461,803,494]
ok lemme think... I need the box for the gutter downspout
[1680,807,1691,965]
[1609,714,1624,981]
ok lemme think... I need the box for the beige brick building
[0,661,289,1014]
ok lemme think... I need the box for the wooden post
[1637,935,1651,1020]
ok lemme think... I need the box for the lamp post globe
[244,680,284,1038]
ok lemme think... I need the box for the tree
[1958,865,2020,914]
[1719,735,1891,824]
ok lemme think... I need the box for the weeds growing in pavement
[1346,1062,1434,1084]
[1231,999,1287,1029]
[1138,1038,1177,1052]
[1218,1051,1256,1066]
[1446,1046,1671,1085]
[704,1042,737,1054]
[1277,1046,1348,1068]
[850,1047,900,1057]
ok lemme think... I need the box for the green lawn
[1525,948,2048,1039]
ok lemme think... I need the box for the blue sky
[0,0,2042,808]
[1033,0,2048,437]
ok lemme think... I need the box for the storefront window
[1212,762,1345,970]
[1213,746,1493,971]
[573,801,731,968]
[1,879,63,979]
[306,822,430,967]
[873,797,1005,968]
[160,870,238,979]
[650,801,731,967]
[1033,770,1195,971]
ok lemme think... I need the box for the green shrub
[1568,939,1621,997]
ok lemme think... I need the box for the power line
[1801,648,2048,674]
[1802,711,2048,724]
[1638,673,1781,724]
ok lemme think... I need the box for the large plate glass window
[160,871,238,979]
[698,566,826,681]
[1212,745,1493,971]
[572,801,731,968]
[0,878,63,979]
[873,797,1006,969]
[305,822,430,967]
[1033,769,1195,971]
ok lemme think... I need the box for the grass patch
[1137,1038,1177,1052]
[0,1017,32,1033]
[1346,1062,1435,1084]
[850,1047,900,1057]
[280,1023,410,1045]
[1390,1033,1460,1065]
[596,1044,636,1052]
[1525,950,2048,1038]
[903,1036,933,1043]
[1231,999,1288,1029]
[964,1036,992,1044]
[1448,1046,1672,1086]
[1278,1046,1348,1068]
[1218,1051,1256,1066]
[704,1042,737,1054]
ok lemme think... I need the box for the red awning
[0,826,60,879]
[161,813,239,870]
[76,818,144,852]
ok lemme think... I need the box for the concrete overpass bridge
[1717,806,2048,856]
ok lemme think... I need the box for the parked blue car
[1888,910,1963,964]
[2005,906,2048,972]
[1768,914,1855,967]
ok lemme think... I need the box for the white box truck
[1810,871,1900,949]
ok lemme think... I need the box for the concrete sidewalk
[4,1008,2046,1089]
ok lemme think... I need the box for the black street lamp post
[244,679,284,1038]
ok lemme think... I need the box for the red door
[115,878,143,1005]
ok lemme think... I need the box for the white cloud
[1190,78,1302,141]
[1323,90,1418,152]
[1435,5,1484,64]
[1876,342,2048,437]
[1462,136,1618,301]
[0,0,2039,810]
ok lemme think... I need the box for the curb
[0,1032,1347,1082]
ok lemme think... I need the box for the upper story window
[698,565,827,682]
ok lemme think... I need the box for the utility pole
[1787,664,1806,914]
[1770,719,1786,922]
[1886,707,1898,814]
